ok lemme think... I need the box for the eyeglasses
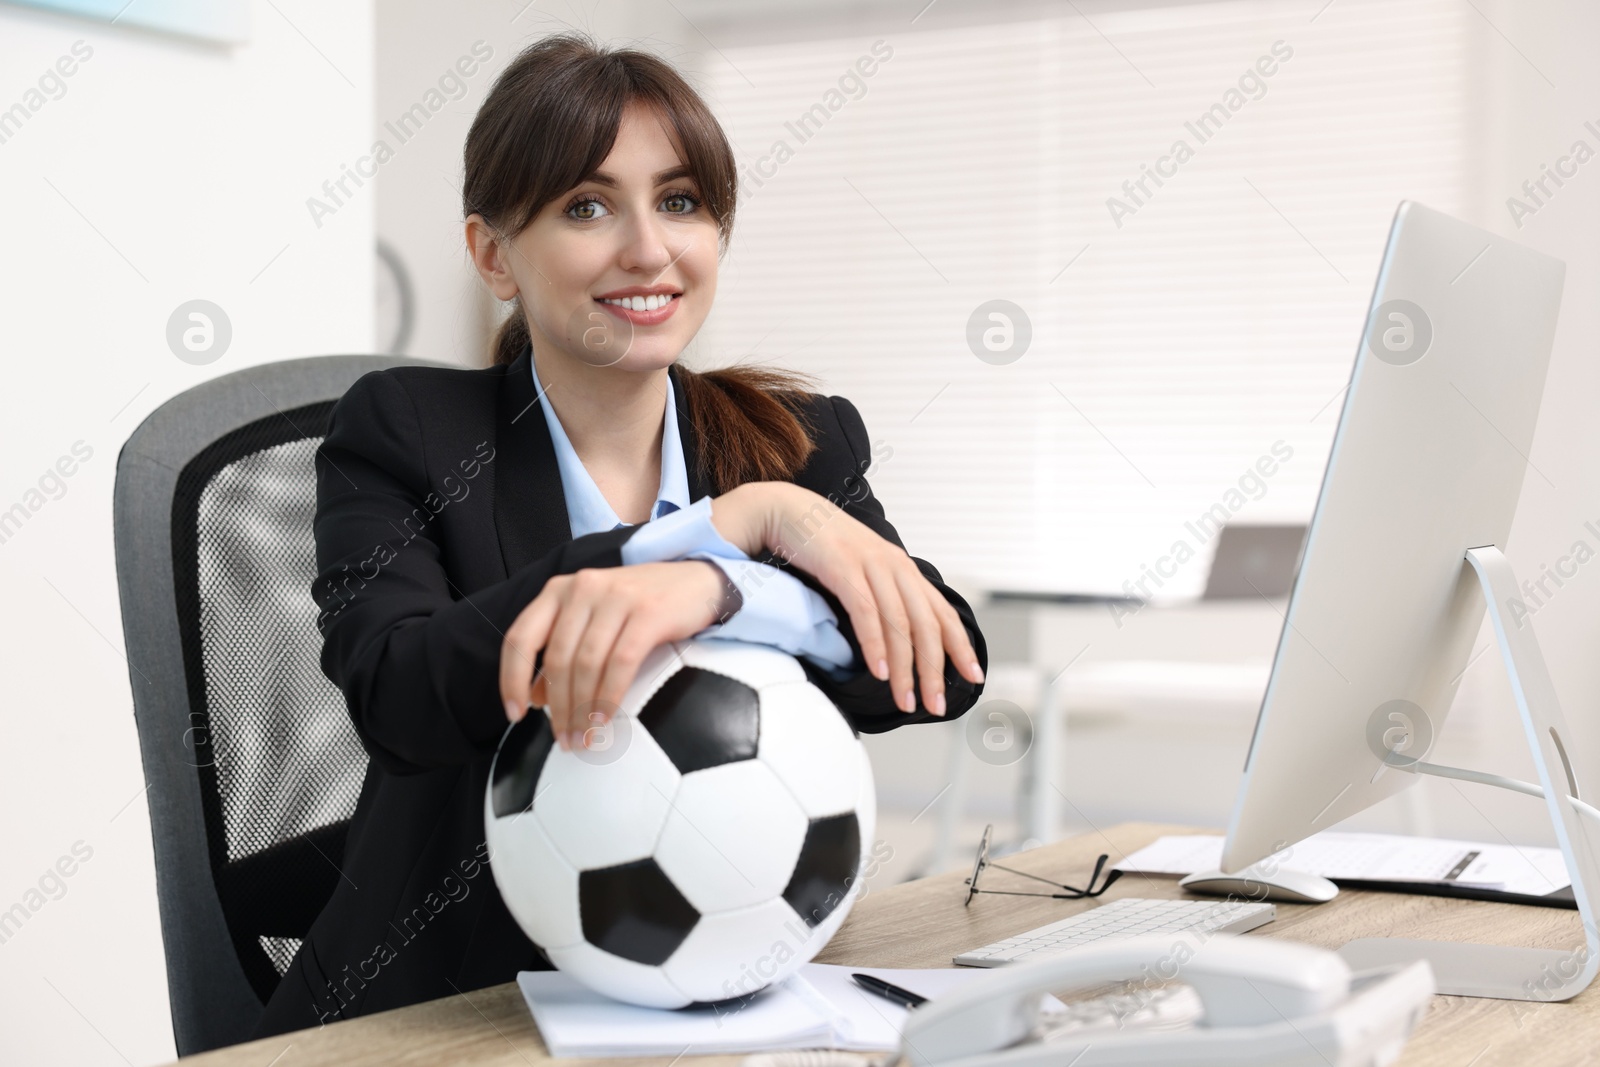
[963,823,1122,906]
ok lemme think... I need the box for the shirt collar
[530,354,690,536]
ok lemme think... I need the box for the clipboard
[1331,879,1576,910]
[1117,833,1575,909]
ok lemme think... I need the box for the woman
[254,32,986,1036]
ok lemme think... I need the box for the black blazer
[252,347,987,1037]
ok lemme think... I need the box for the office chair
[113,354,447,1056]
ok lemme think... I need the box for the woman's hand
[500,560,726,751]
[715,482,985,716]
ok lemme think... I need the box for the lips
[594,293,681,326]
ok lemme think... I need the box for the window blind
[691,0,1475,596]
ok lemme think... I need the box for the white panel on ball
[545,941,693,1009]
[677,637,806,689]
[661,897,809,1003]
[853,741,878,853]
[655,760,808,913]
[757,680,863,819]
[534,725,681,870]
[482,796,584,952]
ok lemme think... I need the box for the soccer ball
[485,637,877,1008]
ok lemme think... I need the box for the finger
[594,616,661,724]
[934,590,984,684]
[835,568,890,683]
[500,586,562,725]
[865,564,916,713]
[891,566,949,715]
[568,602,630,748]
[543,596,595,750]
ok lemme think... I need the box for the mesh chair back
[113,355,446,1055]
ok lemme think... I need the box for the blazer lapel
[493,345,571,576]
[492,352,709,577]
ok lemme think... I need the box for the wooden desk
[174,823,1592,1067]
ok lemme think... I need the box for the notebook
[517,963,1021,1058]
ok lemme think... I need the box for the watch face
[375,239,414,355]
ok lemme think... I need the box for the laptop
[1201,524,1306,599]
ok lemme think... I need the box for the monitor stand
[1337,546,1600,1001]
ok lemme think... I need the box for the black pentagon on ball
[782,812,862,929]
[580,858,702,966]
[490,712,555,818]
[637,666,760,774]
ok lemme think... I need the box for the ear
[465,214,521,302]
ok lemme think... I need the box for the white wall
[1465,0,1600,823]
[0,2,373,1063]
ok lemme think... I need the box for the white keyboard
[953,897,1276,967]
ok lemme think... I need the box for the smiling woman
[252,31,987,1037]
[462,33,820,493]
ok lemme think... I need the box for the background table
[173,822,1594,1067]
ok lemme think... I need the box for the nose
[616,203,675,276]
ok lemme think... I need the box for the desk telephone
[901,933,1434,1067]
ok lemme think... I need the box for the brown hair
[462,32,817,492]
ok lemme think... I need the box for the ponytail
[674,363,819,492]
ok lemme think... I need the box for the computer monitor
[1218,201,1600,1000]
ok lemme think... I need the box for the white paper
[517,963,1007,1058]
[1116,832,1570,897]
[516,970,827,1057]
[800,964,1023,1048]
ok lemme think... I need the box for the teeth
[600,294,675,312]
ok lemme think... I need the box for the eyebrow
[582,165,696,188]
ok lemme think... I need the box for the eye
[565,195,609,222]
[662,189,701,215]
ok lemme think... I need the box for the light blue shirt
[531,356,857,675]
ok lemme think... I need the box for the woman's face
[490,101,721,374]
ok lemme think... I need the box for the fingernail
[970,661,985,682]
[901,689,916,713]
[933,692,947,716]
[505,699,521,723]
[569,730,584,752]
[876,658,889,681]
[556,730,569,752]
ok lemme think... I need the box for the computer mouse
[1179,866,1339,904]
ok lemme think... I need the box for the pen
[851,972,927,1010]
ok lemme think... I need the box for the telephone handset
[900,933,1433,1067]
